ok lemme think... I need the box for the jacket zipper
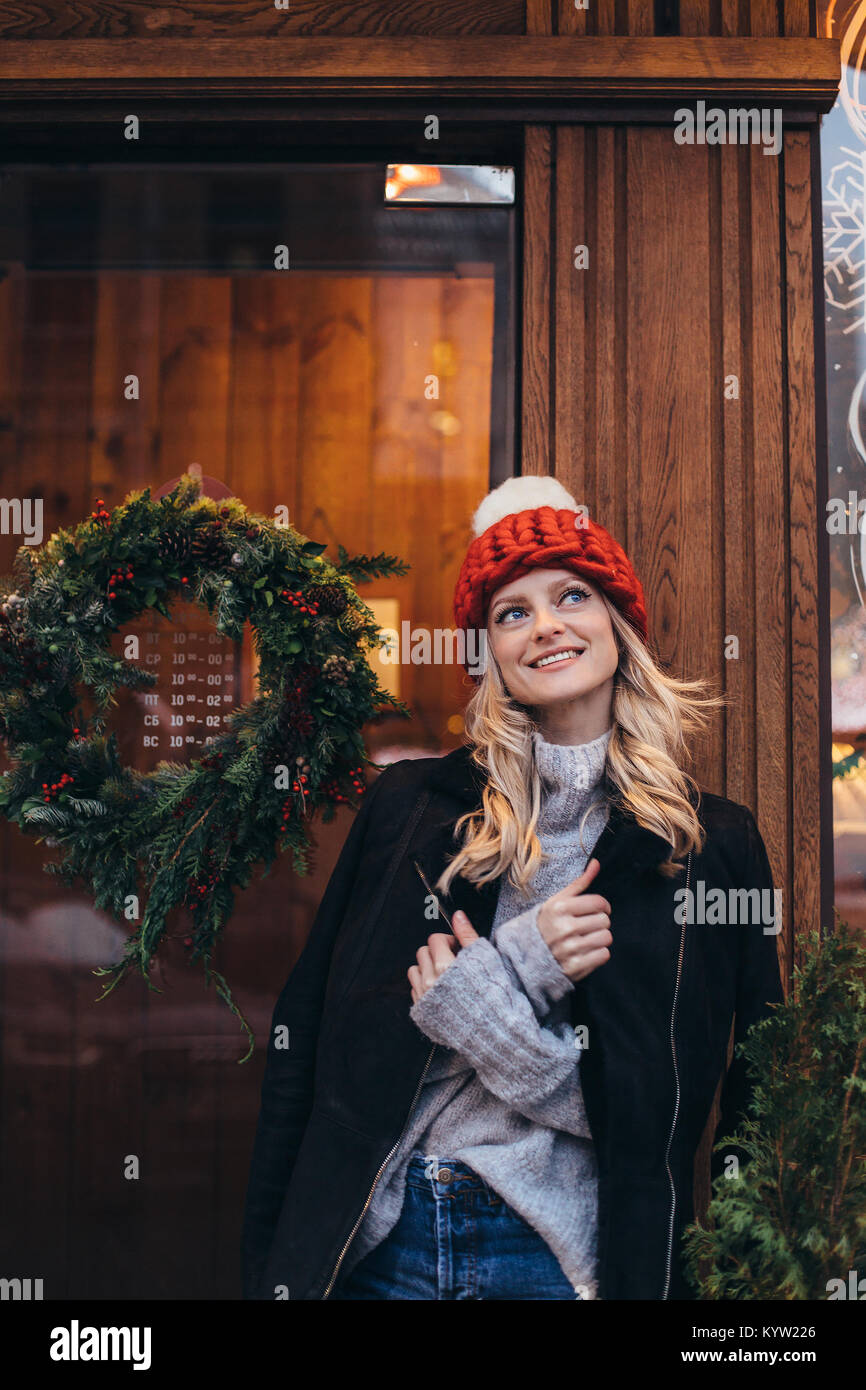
[661,849,691,1300]
[320,1039,438,1299]
[319,857,446,1299]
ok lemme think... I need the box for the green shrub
[683,920,866,1299]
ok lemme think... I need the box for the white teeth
[532,648,584,668]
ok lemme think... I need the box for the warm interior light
[385,165,444,200]
[365,598,401,700]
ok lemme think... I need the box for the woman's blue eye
[495,586,590,624]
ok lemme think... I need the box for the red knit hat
[453,477,648,673]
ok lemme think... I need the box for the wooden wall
[522,116,825,1215]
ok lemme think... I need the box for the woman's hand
[408,912,479,1005]
[535,857,613,983]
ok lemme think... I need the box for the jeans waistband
[405,1152,495,1194]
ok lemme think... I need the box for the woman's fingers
[415,944,436,988]
[424,933,457,971]
[573,927,613,954]
[556,890,612,917]
[412,933,458,998]
[407,963,422,1005]
[572,945,612,980]
[558,909,611,935]
[561,943,612,982]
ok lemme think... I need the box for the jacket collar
[411,742,687,912]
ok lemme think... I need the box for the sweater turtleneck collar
[530,726,613,832]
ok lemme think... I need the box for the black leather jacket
[241,744,784,1300]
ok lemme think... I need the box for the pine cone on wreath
[157,531,192,563]
[189,522,228,564]
[308,583,348,616]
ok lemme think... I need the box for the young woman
[241,475,784,1301]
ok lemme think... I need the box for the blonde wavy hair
[435,592,728,900]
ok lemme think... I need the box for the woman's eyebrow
[492,578,581,610]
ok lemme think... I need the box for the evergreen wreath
[0,473,409,1061]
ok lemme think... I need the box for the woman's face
[486,566,619,718]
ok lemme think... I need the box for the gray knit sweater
[340,727,612,1299]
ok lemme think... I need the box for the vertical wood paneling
[553,127,587,499]
[783,0,811,34]
[158,278,233,483]
[627,0,656,33]
[748,0,780,34]
[784,129,821,977]
[227,278,301,516]
[720,149,755,807]
[90,276,163,502]
[436,275,497,728]
[680,0,718,33]
[749,140,791,967]
[0,268,24,506]
[543,109,824,1225]
[596,129,625,541]
[625,131,717,708]
[525,0,553,33]
[558,0,589,34]
[297,275,375,549]
[594,0,619,35]
[523,125,554,477]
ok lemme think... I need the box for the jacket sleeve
[710,805,785,1184]
[240,765,392,1299]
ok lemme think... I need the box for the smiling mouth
[528,648,586,669]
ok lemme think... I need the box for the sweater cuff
[409,938,503,1047]
[494,903,574,1012]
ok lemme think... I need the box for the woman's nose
[531,605,565,636]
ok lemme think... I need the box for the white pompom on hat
[471,475,580,537]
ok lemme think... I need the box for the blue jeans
[334,1153,582,1300]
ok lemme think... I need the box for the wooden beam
[0,37,840,109]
